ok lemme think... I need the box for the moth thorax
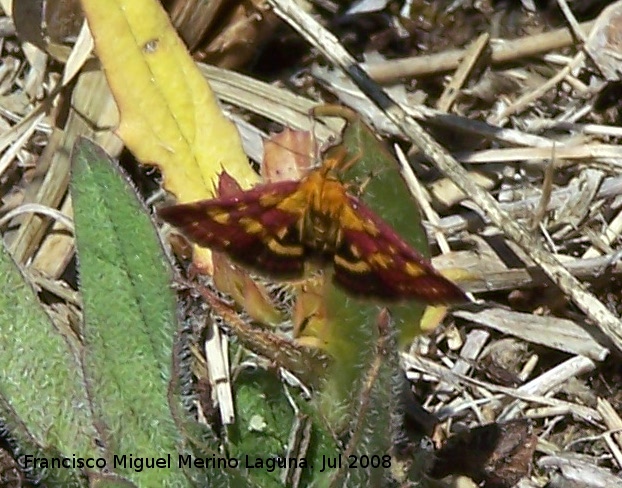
[303,211,341,253]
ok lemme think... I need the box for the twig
[402,353,601,423]
[201,63,574,149]
[583,209,622,259]
[530,146,557,230]
[454,143,622,165]
[436,174,622,234]
[363,20,595,83]
[597,398,622,469]
[393,145,450,254]
[0,204,74,231]
[556,0,587,43]
[488,52,586,126]
[436,33,489,112]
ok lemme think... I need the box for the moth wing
[159,180,307,277]
[332,196,466,304]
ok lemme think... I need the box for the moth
[159,146,466,304]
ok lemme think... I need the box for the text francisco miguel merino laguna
[20,454,339,472]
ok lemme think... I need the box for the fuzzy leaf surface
[0,245,94,486]
[71,138,189,486]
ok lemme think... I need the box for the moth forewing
[159,144,467,304]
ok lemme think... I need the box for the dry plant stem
[0,44,81,162]
[534,121,622,138]
[436,33,489,112]
[501,355,597,421]
[597,397,622,468]
[583,209,622,259]
[455,143,622,165]
[204,321,235,425]
[402,353,601,423]
[0,111,46,179]
[201,63,561,148]
[438,174,622,234]
[268,0,622,352]
[0,90,56,153]
[539,456,622,486]
[198,63,341,142]
[394,145,450,254]
[604,432,622,471]
[517,355,595,396]
[63,20,95,85]
[8,71,122,268]
[488,52,586,126]
[454,309,608,360]
[530,151,556,230]
[31,197,75,278]
[556,0,587,43]
[447,250,622,294]
[436,329,489,402]
[363,20,595,83]
[0,203,74,230]
[28,270,81,306]
[181,284,235,426]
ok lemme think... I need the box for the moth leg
[352,173,373,196]
[346,167,385,197]
[338,148,363,172]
